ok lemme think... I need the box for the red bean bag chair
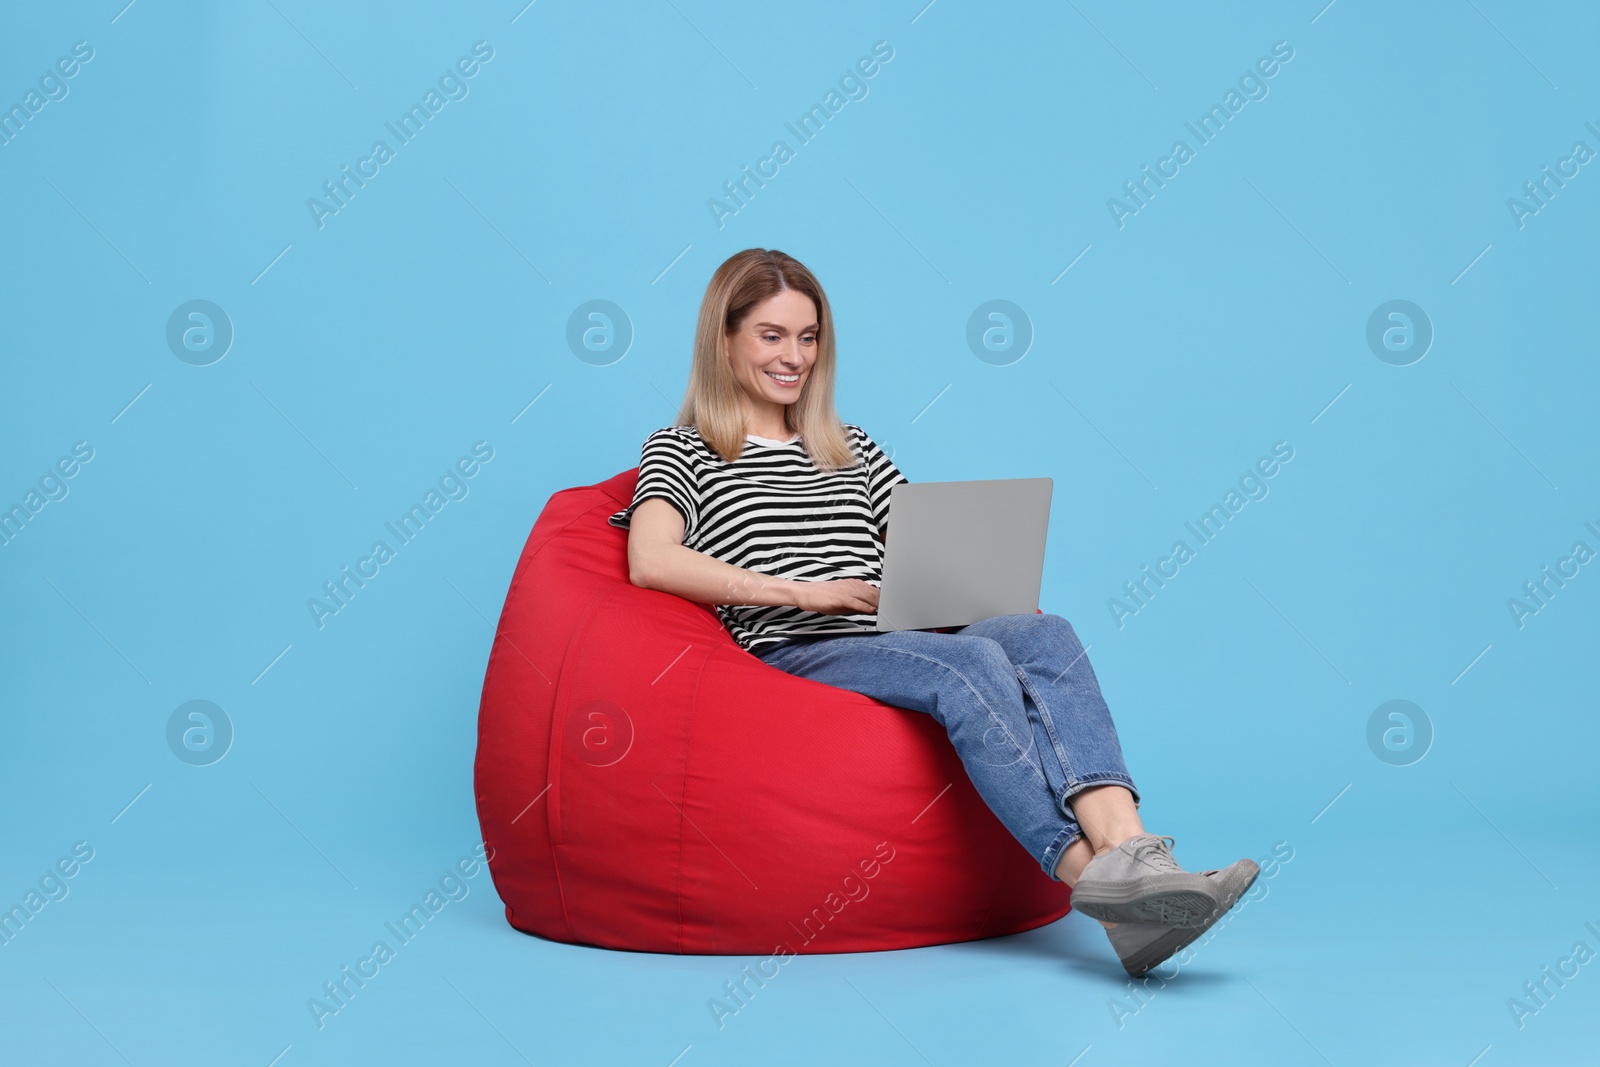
[473,466,1072,954]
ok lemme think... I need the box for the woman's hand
[795,578,880,615]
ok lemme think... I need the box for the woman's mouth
[765,370,801,388]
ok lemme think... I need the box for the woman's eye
[763,334,779,342]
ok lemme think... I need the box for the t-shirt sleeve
[854,426,909,532]
[607,431,701,542]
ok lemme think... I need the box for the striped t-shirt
[607,423,909,654]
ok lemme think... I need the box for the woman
[608,248,1257,977]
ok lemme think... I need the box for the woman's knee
[914,633,1017,689]
[1037,612,1085,649]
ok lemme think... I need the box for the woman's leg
[756,622,1259,976]
[951,613,1144,876]
[1052,786,1144,885]
[959,613,1257,930]
[754,629,1087,883]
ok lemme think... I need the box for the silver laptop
[875,477,1053,632]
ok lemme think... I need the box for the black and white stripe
[608,423,908,653]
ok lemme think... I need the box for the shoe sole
[1117,923,1210,978]
[1116,861,1262,976]
[1070,883,1220,927]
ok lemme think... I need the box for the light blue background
[3,1,1596,1064]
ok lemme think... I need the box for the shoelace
[1126,834,1184,876]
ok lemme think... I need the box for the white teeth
[767,372,799,382]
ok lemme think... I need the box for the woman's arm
[628,497,807,609]
[628,499,882,616]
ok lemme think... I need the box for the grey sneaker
[1105,859,1261,977]
[1070,834,1223,927]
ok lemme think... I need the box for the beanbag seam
[668,645,717,953]
[549,583,629,949]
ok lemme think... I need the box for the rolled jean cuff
[1058,773,1140,815]
[1040,825,1083,882]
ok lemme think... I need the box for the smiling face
[725,288,819,436]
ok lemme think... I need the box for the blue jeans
[753,612,1138,882]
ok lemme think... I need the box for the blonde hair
[672,248,858,472]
